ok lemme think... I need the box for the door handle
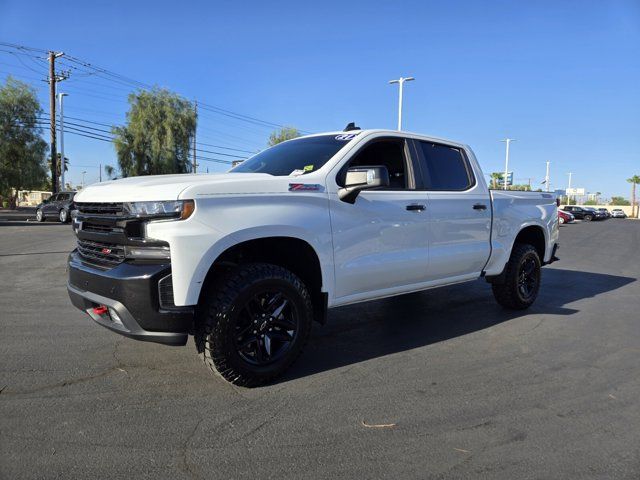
[406,204,426,212]
[473,204,487,210]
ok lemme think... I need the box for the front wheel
[492,244,541,310]
[195,263,313,387]
[59,209,69,223]
[559,216,565,224]
[584,214,593,221]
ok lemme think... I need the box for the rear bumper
[67,251,192,346]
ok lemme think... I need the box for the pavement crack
[181,418,204,479]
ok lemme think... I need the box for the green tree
[489,172,503,189]
[104,164,117,180]
[268,126,300,146]
[584,200,597,205]
[609,196,630,206]
[112,88,196,177]
[0,76,48,208]
[627,175,640,218]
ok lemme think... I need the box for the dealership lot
[1,220,639,479]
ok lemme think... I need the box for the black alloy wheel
[517,257,539,301]
[234,290,299,366]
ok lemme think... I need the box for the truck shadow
[281,268,635,383]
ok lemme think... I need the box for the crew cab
[67,129,559,386]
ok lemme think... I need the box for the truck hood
[73,172,316,202]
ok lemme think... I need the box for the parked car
[611,209,627,218]
[35,191,76,223]
[584,207,608,220]
[596,208,611,218]
[558,210,574,224]
[67,128,559,386]
[563,205,605,221]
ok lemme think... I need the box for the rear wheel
[559,216,565,224]
[195,263,313,387]
[492,244,541,310]
[35,209,45,222]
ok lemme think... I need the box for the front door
[328,137,430,301]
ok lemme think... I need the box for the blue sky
[1,0,639,198]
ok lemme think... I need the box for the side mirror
[338,166,390,204]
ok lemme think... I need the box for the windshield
[231,134,355,176]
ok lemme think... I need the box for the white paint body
[75,130,559,308]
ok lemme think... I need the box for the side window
[417,141,474,191]
[339,139,409,189]
[50,194,59,202]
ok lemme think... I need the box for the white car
[611,209,627,218]
[67,128,559,386]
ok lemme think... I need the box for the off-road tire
[492,243,541,310]
[195,263,313,387]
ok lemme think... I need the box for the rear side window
[417,141,473,191]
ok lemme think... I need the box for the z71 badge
[288,183,323,192]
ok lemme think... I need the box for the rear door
[413,140,491,282]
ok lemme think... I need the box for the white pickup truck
[67,128,559,386]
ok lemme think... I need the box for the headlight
[124,200,195,220]
[124,245,171,260]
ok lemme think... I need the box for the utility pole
[500,138,515,190]
[567,172,573,205]
[48,51,66,193]
[545,161,550,192]
[99,163,102,182]
[58,93,68,191]
[388,76,415,131]
[193,100,198,173]
[81,171,87,189]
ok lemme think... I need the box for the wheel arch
[486,223,547,284]
[197,235,329,324]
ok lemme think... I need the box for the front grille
[158,274,176,309]
[76,202,124,216]
[77,239,125,267]
[82,222,124,234]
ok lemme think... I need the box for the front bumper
[67,250,192,346]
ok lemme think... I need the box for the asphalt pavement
[1,219,639,479]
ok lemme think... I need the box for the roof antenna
[343,122,360,132]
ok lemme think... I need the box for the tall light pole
[545,161,550,192]
[58,93,68,191]
[567,172,573,205]
[388,76,415,131]
[81,170,87,189]
[500,138,515,190]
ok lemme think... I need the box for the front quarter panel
[146,192,333,306]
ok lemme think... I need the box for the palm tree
[490,172,503,189]
[627,175,640,218]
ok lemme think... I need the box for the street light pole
[567,172,573,205]
[58,93,68,191]
[81,171,87,189]
[545,161,550,192]
[388,76,415,131]
[500,139,515,190]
